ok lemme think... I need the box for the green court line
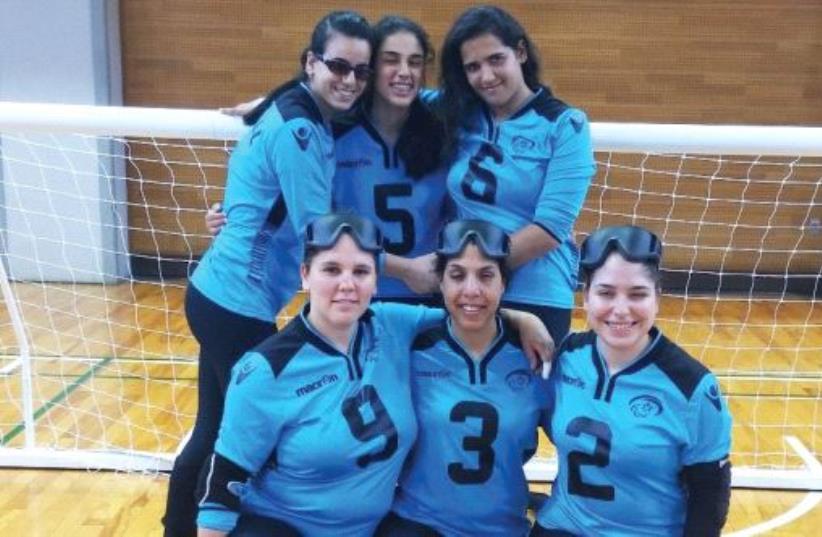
[1,356,113,446]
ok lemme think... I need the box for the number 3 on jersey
[448,401,499,484]
[342,385,399,468]
[460,142,502,205]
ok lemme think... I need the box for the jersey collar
[298,304,375,379]
[443,314,512,384]
[592,326,663,402]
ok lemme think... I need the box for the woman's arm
[197,353,284,534]
[499,308,555,373]
[513,108,595,269]
[507,224,559,270]
[383,252,439,294]
[681,373,733,536]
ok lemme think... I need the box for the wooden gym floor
[0,281,820,536]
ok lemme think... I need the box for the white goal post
[0,101,820,491]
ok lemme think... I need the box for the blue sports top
[191,82,335,322]
[537,328,733,536]
[391,316,550,536]
[446,87,596,308]
[333,108,452,300]
[198,302,444,536]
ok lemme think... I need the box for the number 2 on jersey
[342,385,399,468]
[566,417,615,500]
[448,401,499,484]
[460,142,502,205]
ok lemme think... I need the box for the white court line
[725,436,822,537]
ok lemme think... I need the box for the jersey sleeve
[682,373,733,465]
[533,108,596,241]
[197,351,285,532]
[373,303,446,338]
[271,117,333,236]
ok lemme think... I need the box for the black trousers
[162,285,275,537]
[230,513,302,536]
[374,511,443,537]
[529,523,582,536]
[501,301,572,347]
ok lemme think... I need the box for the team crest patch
[506,368,532,391]
[629,394,663,418]
[291,126,311,151]
[511,135,536,154]
[705,384,722,411]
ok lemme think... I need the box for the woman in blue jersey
[437,6,596,345]
[163,12,373,537]
[195,213,554,536]
[210,16,452,304]
[532,226,732,537]
[377,219,551,537]
[333,16,452,303]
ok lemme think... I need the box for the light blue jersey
[198,303,444,536]
[537,329,732,536]
[391,316,550,536]
[333,111,452,300]
[191,82,335,322]
[447,88,596,308]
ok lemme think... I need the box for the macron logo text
[295,374,339,397]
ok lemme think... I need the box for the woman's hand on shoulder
[501,309,555,376]
[205,202,227,236]
[386,252,439,294]
[218,96,265,117]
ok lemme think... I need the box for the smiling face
[305,32,372,116]
[373,30,426,110]
[584,252,660,364]
[459,32,532,119]
[300,233,377,337]
[440,243,505,336]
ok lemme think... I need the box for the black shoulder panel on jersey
[331,106,363,139]
[500,316,523,350]
[652,334,710,401]
[252,317,310,378]
[411,323,447,351]
[276,83,324,126]
[558,330,595,355]
[519,86,569,122]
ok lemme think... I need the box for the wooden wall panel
[119,1,822,275]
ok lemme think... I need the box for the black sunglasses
[305,213,383,253]
[317,55,373,82]
[437,219,510,259]
[580,225,662,271]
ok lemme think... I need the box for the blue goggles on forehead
[580,225,662,271]
[436,219,510,259]
[305,213,383,253]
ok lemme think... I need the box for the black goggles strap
[437,220,510,259]
[580,225,662,269]
[306,214,383,252]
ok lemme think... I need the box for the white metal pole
[0,258,34,448]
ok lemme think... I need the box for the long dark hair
[363,16,443,179]
[244,11,372,125]
[440,5,542,156]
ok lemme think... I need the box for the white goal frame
[0,101,820,490]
